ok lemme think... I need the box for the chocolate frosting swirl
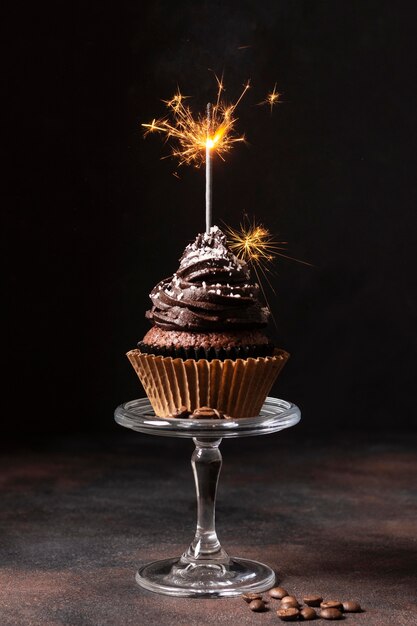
[146,226,270,331]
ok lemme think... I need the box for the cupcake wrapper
[137,341,275,361]
[126,349,289,418]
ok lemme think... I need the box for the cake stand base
[136,556,275,598]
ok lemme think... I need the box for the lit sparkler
[142,77,250,168]
[142,76,250,233]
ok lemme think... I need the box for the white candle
[205,103,212,233]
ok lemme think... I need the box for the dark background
[4,0,416,436]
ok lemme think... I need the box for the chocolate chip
[320,608,343,620]
[277,607,300,621]
[300,607,317,620]
[172,406,191,418]
[249,599,265,612]
[280,596,299,608]
[242,592,263,603]
[269,586,288,599]
[190,406,224,419]
[303,595,323,607]
[342,600,362,612]
[320,601,343,611]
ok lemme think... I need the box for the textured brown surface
[0,429,416,625]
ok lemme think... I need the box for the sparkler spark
[224,218,287,274]
[224,218,286,326]
[225,218,313,270]
[224,217,313,316]
[259,83,281,113]
[142,77,250,167]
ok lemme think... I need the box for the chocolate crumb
[172,406,191,418]
[190,406,224,419]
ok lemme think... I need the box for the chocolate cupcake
[127,226,289,417]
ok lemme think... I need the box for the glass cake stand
[114,396,301,597]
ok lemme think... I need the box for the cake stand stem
[182,437,229,564]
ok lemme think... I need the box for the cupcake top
[146,225,270,331]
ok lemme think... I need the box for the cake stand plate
[114,396,301,597]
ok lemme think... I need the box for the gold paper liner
[126,348,290,418]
